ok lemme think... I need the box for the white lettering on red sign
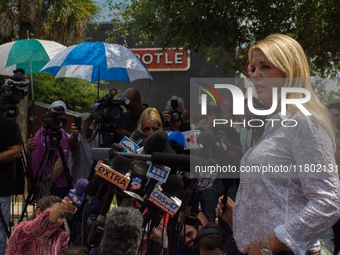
[130,48,190,71]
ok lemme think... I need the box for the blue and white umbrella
[40,42,153,85]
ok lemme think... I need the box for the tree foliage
[0,0,101,45]
[106,0,340,78]
[31,73,106,112]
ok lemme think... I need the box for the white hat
[49,100,67,112]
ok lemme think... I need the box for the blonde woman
[137,107,163,139]
[217,34,340,255]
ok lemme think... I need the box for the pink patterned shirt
[5,208,68,255]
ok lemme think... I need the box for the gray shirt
[70,133,100,184]
[233,111,340,255]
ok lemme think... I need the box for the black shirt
[122,104,149,133]
[0,115,22,196]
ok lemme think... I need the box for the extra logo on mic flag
[96,163,130,190]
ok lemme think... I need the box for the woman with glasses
[6,195,77,255]
[137,107,163,139]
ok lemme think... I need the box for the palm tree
[0,0,101,45]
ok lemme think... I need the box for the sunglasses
[143,126,159,132]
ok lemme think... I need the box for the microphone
[91,130,169,161]
[65,178,89,220]
[95,155,131,190]
[88,155,131,246]
[146,175,183,217]
[101,207,143,255]
[197,130,216,148]
[129,128,146,146]
[126,160,149,195]
[67,179,89,207]
[168,131,185,154]
[143,175,183,229]
[221,150,237,211]
[94,150,201,168]
[144,130,169,154]
[91,143,124,161]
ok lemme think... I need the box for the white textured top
[233,111,340,255]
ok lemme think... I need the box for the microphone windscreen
[163,147,176,154]
[162,175,184,197]
[130,160,149,177]
[75,178,89,195]
[151,152,191,167]
[111,154,131,175]
[168,131,185,147]
[172,144,184,154]
[111,143,125,152]
[197,131,215,147]
[101,207,142,255]
[130,128,145,145]
[144,130,169,154]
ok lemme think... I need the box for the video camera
[168,94,182,122]
[42,106,67,130]
[93,88,130,130]
[0,69,29,118]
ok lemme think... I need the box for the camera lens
[110,108,121,118]
[170,111,181,122]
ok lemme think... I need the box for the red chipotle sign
[130,48,190,71]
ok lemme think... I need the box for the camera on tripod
[0,68,29,117]
[42,106,67,130]
[168,94,182,122]
[93,88,130,130]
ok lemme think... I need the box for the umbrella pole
[29,61,36,136]
[97,66,100,100]
[29,61,34,100]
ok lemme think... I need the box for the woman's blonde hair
[249,34,333,132]
[137,107,163,130]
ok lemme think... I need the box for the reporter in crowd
[69,113,99,183]
[27,100,71,198]
[217,34,340,255]
[115,88,148,140]
[0,114,22,254]
[6,195,77,255]
[137,107,163,139]
[179,217,240,255]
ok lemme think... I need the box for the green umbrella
[0,39,66,100]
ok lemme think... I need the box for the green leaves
[106,0,340,78]
[31,73,106,112]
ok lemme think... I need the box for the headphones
[193,228,227,254]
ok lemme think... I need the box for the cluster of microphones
[65,128,237,254]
